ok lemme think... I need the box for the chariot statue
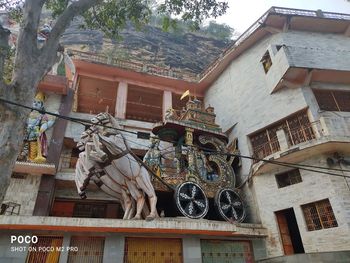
[75,97,246,223]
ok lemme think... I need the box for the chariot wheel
[174,181,209,219]
[215,188,246,223]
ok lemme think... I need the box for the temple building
[0,7,350,263]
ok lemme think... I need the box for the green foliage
[149,14,234,40]
[0,0,24,22]
[201,21,234,41]
[0,0,229,41]
[45,0,69,18]
[57,59,66,76]
[3,47,15,83]
[158,0,228,29]
[82,0,152,39]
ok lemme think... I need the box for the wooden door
[275,211,294,255]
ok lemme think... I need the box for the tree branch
[40,0,102,71]
[16,0,46,56]
[0,25,10,88]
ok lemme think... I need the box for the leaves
[82,0,152,39]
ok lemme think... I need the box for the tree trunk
[0,93,29,203]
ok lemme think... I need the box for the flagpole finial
[180,89,190,100]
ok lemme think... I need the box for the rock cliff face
[61,20,232,74]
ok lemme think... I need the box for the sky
[215,0,350,34]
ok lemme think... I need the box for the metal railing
[68,49,198,82]
[287,125,316,146]
[252,123,319,160]
[252,138,280,161]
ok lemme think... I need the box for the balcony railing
[68,50,198,82]
[287,125,316,146]
[252,138,280,161]
[252,124,316,161]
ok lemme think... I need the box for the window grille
[313,89,350,112]
[275,169,302,188]
[67,236,105,263]
[250,111,315,160]
[73,203,107,218]
[302,199,338,231]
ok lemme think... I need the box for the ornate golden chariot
[145,98,246,223]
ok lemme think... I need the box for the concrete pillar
[319,116,330,136]
[58,233,71,263]
[182,237,202,263]
[276,129,289,151]
[103,234,125,263]
[251,239,267,261]
[0,233,29,263]
[115,82,128,119]
[163,90,172,121]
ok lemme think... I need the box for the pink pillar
[163,90,172,121]
[115,82,128,119]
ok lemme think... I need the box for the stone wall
[3,175,41,216]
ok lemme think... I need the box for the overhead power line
[1,97,350,178]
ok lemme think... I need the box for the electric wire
[1,97,350,178]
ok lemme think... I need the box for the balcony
[265,45,350,94]
[252,123,316,162]
[252,114,350,173]
[38,74,69,95]
[0,215,267,238]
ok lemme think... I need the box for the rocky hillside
[61,20,232,74]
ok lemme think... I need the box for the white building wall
[205,32,307,222]
[204,30,350,255]
[254,156,350,256]
[3,175,41,216]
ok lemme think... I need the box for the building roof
[199,6,350,90]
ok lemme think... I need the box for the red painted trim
[0,224,264,237]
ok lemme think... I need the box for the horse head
[91,112,111,125]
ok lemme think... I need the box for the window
[302,199,338,231]
[261,50,272,73]
[51,200,121,218]
[126,84,163,122]
[313,89,350,112]
[76,76,118,115]
[250,111,315,160]
[11,172,27,179]
[60,138,81,170]
[275,169,302,188]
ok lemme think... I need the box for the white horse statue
[75,113,158,220]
